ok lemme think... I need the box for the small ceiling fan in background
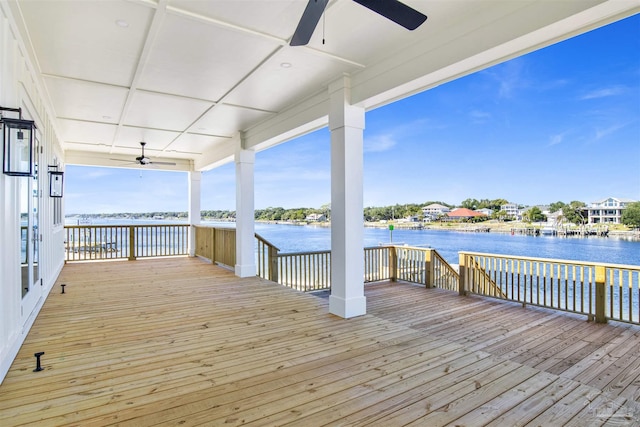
[111,142,176,166]
[290,0,428,46]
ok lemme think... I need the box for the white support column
[329,76,366,318]
[187,171,201,257]
[235,147,256,277]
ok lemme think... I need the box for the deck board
[1,257,639,426]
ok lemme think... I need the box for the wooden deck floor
[1,257,639,426]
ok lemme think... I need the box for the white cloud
[470,110,491,123]
[594,122,626,140]
[365,134,397,152]
[80,168,115,179]
[481,58,529,99]
[548,131,569,146]
[580,85,626,100]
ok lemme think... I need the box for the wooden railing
[466,256,507,298]
[392,246,460,290]
[460,252,640,325]
[276,250,331,292]
[256,243,459,293]
[65,224,189,261]
[431,249,460,292]
[194,226,278,275]
[364,246,391,283]
[132,224,189,259]
[67,225,639,326]
[256,233,279,281]
[193,225,237,268]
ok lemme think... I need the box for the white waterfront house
[1,0,637,384]
[587,197,637,224]
[500,203,521,220]
[305,213,327,222]
[421,203,450,222]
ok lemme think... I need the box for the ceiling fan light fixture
[111,141,176,167]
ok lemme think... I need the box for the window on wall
[53,197,62,226]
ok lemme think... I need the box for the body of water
[65,218,639,266]
[254,223,640,266]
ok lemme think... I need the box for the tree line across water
[68,199,640,228]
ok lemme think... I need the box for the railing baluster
[454,251,638,325]
[65,224,190,262]
[633,270,636,323]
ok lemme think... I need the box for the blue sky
[65,15,640,215]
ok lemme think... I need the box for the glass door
[20,136,40,323]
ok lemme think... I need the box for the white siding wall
[0,2,66,383]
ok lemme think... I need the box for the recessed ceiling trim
[58,116,120,126]
[120,123,198,135]
[168,1,364,69]
[296,45,366,69]
[186,131,234,139]
[111,0,169,154]
[41,73,130,90]
[166,4,288,46]
[134,87,220,105]
[218,45,286,105]
[219,102,278,115]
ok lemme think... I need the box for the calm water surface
[66,218,639,266]
[254,223,640,266]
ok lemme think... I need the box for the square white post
[235,148,256,277]
[188,171,201,257]
[329,76,366,318]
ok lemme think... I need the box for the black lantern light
[1,107,36,177]
[48,165,64,198]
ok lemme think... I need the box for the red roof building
[446,208,488,220]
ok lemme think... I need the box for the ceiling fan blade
[290,0,329,46]
[353,0,427,30]
[149,161,177,166]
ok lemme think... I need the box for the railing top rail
[255,232,280,252]
[378,244,436,251]
[460,250,640,271]
[277,245,434,256]
[278,249,331,257]
[193,224,234,229]
[432,249,452,263]
[65,223,188,229]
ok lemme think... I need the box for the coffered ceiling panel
[168,133,232,155]
[168,0,304,40]
[116,127,181,152]
[56,119,117,147]
[192,104,275,136]
[18,0,153,86]
[43,76,128,124]
[223,47,358,113]
[137,11,281,102]
[124,91,213,131]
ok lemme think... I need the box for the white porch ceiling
[7,0,639,171]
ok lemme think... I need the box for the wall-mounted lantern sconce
[1,107,37,177]
[48,164,64,198]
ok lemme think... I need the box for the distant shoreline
[256,219,639,240]
[65,216,639,240]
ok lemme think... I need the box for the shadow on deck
[1,257,639,426]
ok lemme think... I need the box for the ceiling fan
[111,142,176,166]
[290,0,427,46]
